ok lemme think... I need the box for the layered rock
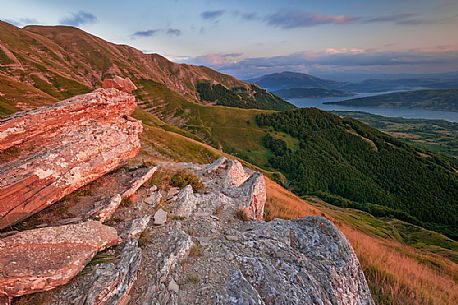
[0,87,142,229]
[0,221,120,298]
[90,167,157,222]
[102,76,138,94]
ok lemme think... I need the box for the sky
[1,0,458,79]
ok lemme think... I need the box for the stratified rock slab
[0,221,121,297]
[102,76,138,94]
[0,88,142,229]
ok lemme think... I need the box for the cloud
[265,10,357,28]
[260,10,457,29]
[166,28,182,36]
[201,10,226,20]
[363,13,415,24]
[132,29,160,37]
[131,28,182,38]
[362,13,454,25]
[3,18,39,27]
[189,52,243,66]
[60,11,97,26]
[184,49,458,78]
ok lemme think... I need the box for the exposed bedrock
[0,87,142,229]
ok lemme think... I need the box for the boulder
[224,159,250,187]
[0,221,120,298]
[0,88,142,229]
[102,76,137,93]
[220,217,375,305]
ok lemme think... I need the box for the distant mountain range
[272,87,354,99]
[247,72,339,91]
[249,71,458,95]
[326,89,458,112]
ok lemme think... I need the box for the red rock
[0,221,120,297]
[0,88,142,229]
[102,76,137,93]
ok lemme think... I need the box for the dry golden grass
[264,178,321,220]
[342,227,458,305]
[264,178,458,305]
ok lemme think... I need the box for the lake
[288,92,458,122]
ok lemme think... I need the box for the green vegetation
[196,82,295,111]
[308,196,458,264]
[0,48,13,64]
[30,73,90,100]
[327,89,458,112]
[170,170,204,191]
[335,111,458,158]
[257,108,458,238]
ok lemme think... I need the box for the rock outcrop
[0,87,142,229]
[0,221,120,298]
[9,158,374,305]
[102,76,138,94]
[0,84,373,304]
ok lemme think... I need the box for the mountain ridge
[0,21,291,115]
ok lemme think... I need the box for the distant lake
[288,91,458,122]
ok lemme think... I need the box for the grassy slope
[335,111,458,158]
[329,89,458,112]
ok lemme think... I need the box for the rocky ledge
[0,86,374,304]
[0,85,142,229]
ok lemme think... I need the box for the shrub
[189,244,202,257]
[138,229,150,248]
[170,170,204,191]
[235,208,250,221]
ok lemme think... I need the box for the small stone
[225,235,239,242]
[153,209,167,225]
[168,278,179,293]
[166,187,180,199]
[58,217,83,225]
[150,185,158,192]
[146,192,162,207]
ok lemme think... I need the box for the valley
[0,20,457,305]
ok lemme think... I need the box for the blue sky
[1,0,458,78]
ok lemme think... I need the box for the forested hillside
[257,108,458,238]
[196,82,295,110]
